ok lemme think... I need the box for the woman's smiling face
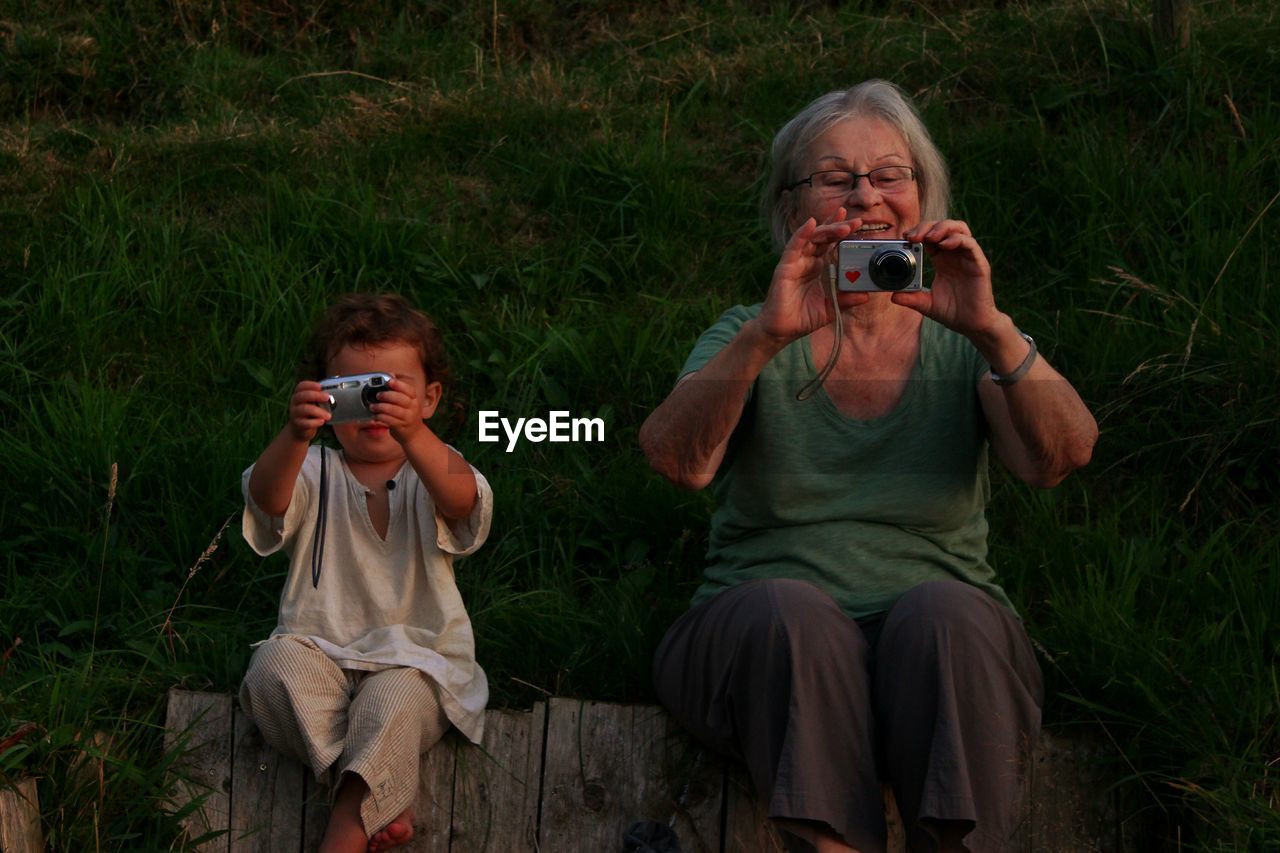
[790,115,921,240]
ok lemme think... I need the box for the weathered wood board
[0,777,42,853]
[539,698,721,853]
[1028,731,1126,852]
[722,767,787,853]
[162,690,1140,853]
[405,728,454,853]
[449,704,546,853]
[229,709,305,852]
[300,774,330,853]
[662,743,722,853]
[164,689,233,852]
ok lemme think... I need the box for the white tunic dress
[241,445,493,743]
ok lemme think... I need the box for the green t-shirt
[680,304,1014,620]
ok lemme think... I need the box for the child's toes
[367,812,414,852]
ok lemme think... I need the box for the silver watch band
[988,331,1037,386]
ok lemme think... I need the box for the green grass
[2,0,1278,848]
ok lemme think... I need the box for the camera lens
[869,247,917,291]
[361,377,386,409]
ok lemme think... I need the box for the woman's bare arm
[639,318,786,490]
[892,220,1097,488]
[972,316,1098,488]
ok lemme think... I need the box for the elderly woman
[639,80,1098,853]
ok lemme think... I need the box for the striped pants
[238,636,449,836]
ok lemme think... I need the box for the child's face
[326,340,440,463]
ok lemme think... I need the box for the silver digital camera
[836,240,924,292]
[319,372,392,424]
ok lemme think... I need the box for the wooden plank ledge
[163,689,1139,852]
[0,777,42,853]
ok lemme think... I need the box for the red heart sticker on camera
[845,270,861,283]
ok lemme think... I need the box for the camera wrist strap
[310,446,329,588]
[795,266,844,402]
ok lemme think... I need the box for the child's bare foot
[319,774,371,853]
[367,808,414,853]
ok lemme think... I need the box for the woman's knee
[878,580,1042,699]
[659,578,869,694]
[654,578,870,724]
[882,580,1007,643]
[729,578,857,642]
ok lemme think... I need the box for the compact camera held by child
[319,371,393,424]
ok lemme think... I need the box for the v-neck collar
[336,452,407,545]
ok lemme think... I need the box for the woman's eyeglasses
[787,166,916,197]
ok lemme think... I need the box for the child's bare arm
[248,381,331,516]
[401,429,479,521]
[373,378,478,520]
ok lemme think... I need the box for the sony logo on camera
[837,240,925,292]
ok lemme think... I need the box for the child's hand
[288,380,332,442]
[371,378,429,444]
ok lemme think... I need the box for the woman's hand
[758,209,870,344]
[894,220,1003,338]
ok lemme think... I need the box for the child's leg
[320,776,378,853]
[238,636,351,778]
[337,667,449,848]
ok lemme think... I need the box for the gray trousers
[653,579,1043,853]
[239,636,449,836]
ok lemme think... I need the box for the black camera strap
[310,446,329,588]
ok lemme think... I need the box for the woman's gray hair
[762,79,950,250]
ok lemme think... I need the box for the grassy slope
[1,1,1277,848]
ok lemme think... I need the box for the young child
[238,293,491,853]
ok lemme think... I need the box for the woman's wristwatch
[988,331,1037,386]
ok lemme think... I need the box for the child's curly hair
[302,293,465,433]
